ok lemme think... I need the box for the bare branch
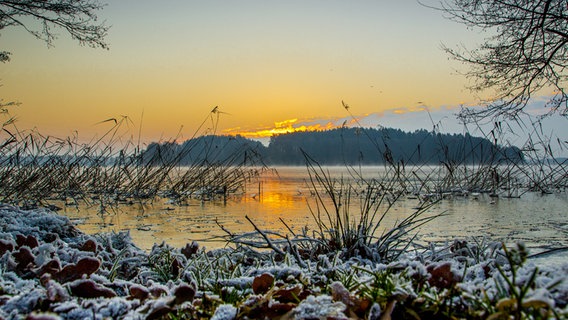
[434,0,568,120]
[0,0,109,52]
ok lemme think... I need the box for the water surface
[59,166,568,255]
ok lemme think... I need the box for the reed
[301,150,443,262]
[0,109,265,209]
[362,112,568,200]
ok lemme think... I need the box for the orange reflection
[260,191,297,212]
[258,177,301,212]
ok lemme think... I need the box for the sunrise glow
[0,1,490,142]
[223,118,341,139]
[220,104,458,140]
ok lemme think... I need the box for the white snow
[210,304,237,320]
[294,295,347,319]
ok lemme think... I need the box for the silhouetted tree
[0,0,109,62]
[265,127,522,165]
[142,135,265,166]
[435,0,567,119]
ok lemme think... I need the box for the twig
[279,217,296,237]
[215,218,234,238]
[286,235,307,268]
[245,215,285,256]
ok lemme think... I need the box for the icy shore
[0,203,566,319]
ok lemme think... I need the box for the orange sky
[0,1,546,146]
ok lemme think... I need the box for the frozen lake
[59,166,568,257]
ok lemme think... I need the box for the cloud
[274,118,298,128]
[223,95,567,142]
[221,105,464,140]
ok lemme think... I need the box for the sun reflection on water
[57,166,568,253]
[258,179,304,212]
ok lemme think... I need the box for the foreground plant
[486,244,563,319]
[302,151,443,263]
[219,150,442,267]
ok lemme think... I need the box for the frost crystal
[211,304,237,320]
[294,295,347,319]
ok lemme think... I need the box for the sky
[0,0,565,148]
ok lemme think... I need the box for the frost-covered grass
[0,204,566,319]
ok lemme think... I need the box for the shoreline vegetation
[1,111,565,209]
[0,111,567,318]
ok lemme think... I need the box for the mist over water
[59,166,568,253]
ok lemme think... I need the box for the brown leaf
[330,282,351,305]
[54,257,101,283]
[427,262,460,289]
[252,273,274,295]
[16,234,39,249]
[80,239,98,253]
[150,285,169,298]
[267,302,296,314]
[13,247,35,270]
[331,282,371,318]
[0,239,14,256]
[43,233,59,243]
[170,257,182,278]
[129,284,150,301]
[181,241,199,259]
[145,304,173,320]
[173,284,196,305]
[274,285,302,303]
[69,279,116,298]
[35,259,61,278]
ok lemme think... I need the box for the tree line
[141,127,523,166]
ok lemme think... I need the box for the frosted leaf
[524,288,555,308]
[97,297,135,318]
[1,288,45,315]
[211,304,238,320]
[34,243,57,267]
[0,272,37,295]
[294,295,347,320]
[368,302,381,320]
[217,276,254,290]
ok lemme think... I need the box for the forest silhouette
[142,127,523,166]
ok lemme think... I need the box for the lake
[59,166,568,256]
